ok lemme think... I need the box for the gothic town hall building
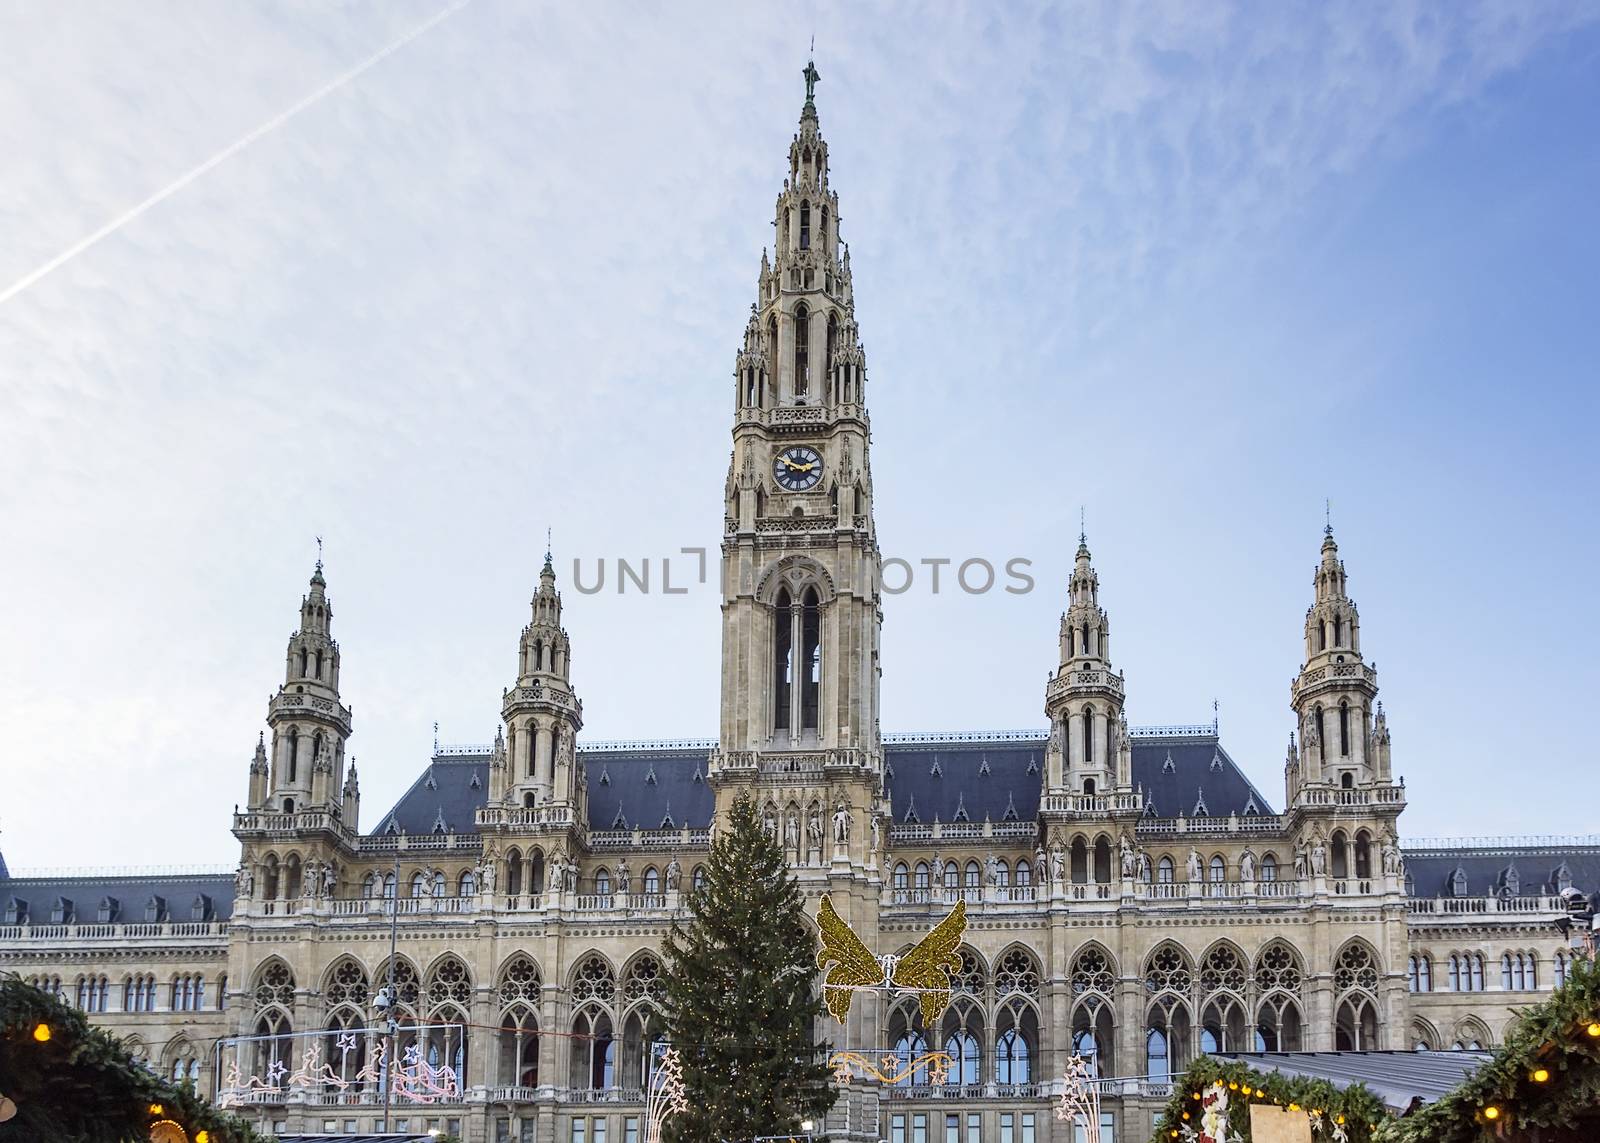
[3,72,1596,1143]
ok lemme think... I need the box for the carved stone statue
[784,812,799,852]
[236,862,254,898]
[807,813,823,854]
[1239,849,1256,883]
[481,857,497,895]
[1049,845,1065,884]
[1293,841,1309,879]
[764,806,779,842]
[615,858,631,895]
[321,862,337,897]
[1135,849,1150,882]
[1311,837,1328,877]
[665,856,681,891]
[1382,841,1403,877]
[1119,835,1135,878]
[985,854,1000,887]
[1035,845,1048,879]
[1187,848,1203,882]
[869,814,881,854]
[832,801,850,844]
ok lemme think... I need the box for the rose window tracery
[325,960,368,1007]
[1200,946,1246,994]
[1255,942,1303,994]
[1071,947,1115,996]
[427,956,472,1009]
[254,963,294,1010]
[1334,944,1379,994]
[499,956,543,1008]
[572,956,616,1006]
[1144,946,1192,995]
[995,949,1040,998]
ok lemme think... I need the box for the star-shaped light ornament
[336,1032,359,1056]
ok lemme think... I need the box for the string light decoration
[0,977,255,1142]
[1054,1053,1102,1143]
[1151,1057,1386,1143]
[1375,954,1600,1143]
[828,1049,955,1087]
[644,1046,689,1143]
[816,894,966,1025]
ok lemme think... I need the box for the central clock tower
[711,62,884,867]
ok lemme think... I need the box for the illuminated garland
[0,975,260,1142]
[829,1049,955,1086]
[1376,954,1600,1142]
[1150,1058,1387,1143]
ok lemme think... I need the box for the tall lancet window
[801,588,821,733]
[826,313,839,400]
[774,589,793,732]
[793,304,809,399]
[286,728,299,784]
[1083,708,1094,764]
[799,202,811,249]
[819,206,829,251]
[1339,701,1351,757]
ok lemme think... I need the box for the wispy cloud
[0,1,1595,863]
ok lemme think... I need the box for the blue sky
[1,2,1596,868]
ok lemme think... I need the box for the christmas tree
[661,790,835,1142]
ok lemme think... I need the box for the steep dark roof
[377,727,1274,836]
[0,870,234,924]
[1401,839,1600,901]
[584,746,715,830]
[371,755,490,837]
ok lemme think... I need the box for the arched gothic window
[799,201,811,250]
[1339,701,1351,757]
[793,304,810,398]
[1082,707,1094,763]
[1331,832,1349,880]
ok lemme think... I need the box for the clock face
[773,445,823,491]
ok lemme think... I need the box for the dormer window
[52,897,72,924]
[98,897,117,923]
[5,897,27,924]
[145,896,165,923]
[1449,867,1468,897]
[191,895,210,922]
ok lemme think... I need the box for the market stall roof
[1221,1051,1493,1111]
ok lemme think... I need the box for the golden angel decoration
[816,894,967,1025]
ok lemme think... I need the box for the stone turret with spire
[1289,523,1388,790]
[1044,524,1133,799]
[493,538,585,814]
[251,554,353,817]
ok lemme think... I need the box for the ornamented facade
[2,66,1596,1143]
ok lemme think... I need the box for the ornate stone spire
[1044,529,1131,795]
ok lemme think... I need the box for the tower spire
[1044,535,1132,796]
[250,560,352,816]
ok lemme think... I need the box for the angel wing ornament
[817,894,967,1026]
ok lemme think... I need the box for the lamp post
[379,847,401,1132]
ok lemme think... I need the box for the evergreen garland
[0,974,260,1143]
[1377,953,1600,1143]
[1150,1056,1388,1143]
[660,791,835,1142]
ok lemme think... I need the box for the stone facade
[2,67,1596,1143]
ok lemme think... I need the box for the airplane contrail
[0,0,471,307]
